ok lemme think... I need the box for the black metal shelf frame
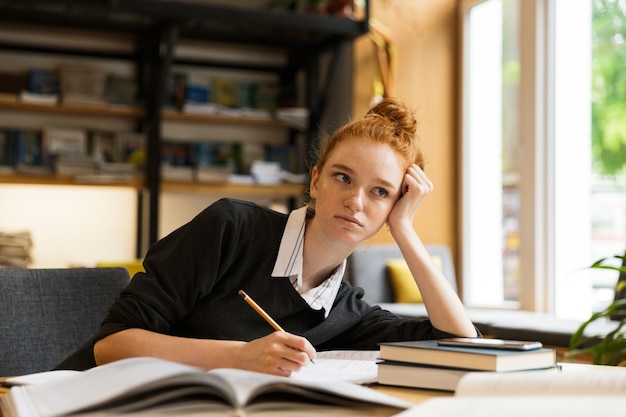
[0,0,370,254]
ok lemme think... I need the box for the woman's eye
[374,188,388,197]
[335,173,350,183]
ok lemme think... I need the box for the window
[460,0,626,319]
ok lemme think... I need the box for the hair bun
[367,98,417,139]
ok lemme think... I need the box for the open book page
[292,350,379,384]
[1,357,410,417]
[4,351,380,387]
[4,371,80,386]
[195,368,408,409]
[5,358,210,417]
[393,364,626,417]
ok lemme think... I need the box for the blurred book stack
[0,231,33,268]
[377,339,558,392]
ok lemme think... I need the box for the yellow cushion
[386,258,423,303]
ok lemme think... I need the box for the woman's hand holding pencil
[238,290,316,367]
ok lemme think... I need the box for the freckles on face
[311,136,406,236]
[328,136,406,195]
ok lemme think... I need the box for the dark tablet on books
[437,338,543,351]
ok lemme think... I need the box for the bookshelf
[0,172,144,189]
[162,181,303,198]
[0,0,369,256]
[0,94,145,118]
[161,109,290,128]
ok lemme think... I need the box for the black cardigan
[57,198,461,370]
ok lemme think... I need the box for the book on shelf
[185,83,210,104]
[166,72,187,109]
[228,174,255,184]
[378,339,557,372]
[104,74,137,105]
[377,360,559,392]
[14,129,48,173]
[0,127,146,178]
[14,165,52,176]
[42,127,92,175]
[182,102,272,119]
[18,69,60,105]
[161,141,193,181]
[394,363,626,417]
[89,130,136,176]
[27,68,58,96]
[237,80,256,108]
[192,141,234,168]
[0,357,411,417]
[239,107,273,119]
[161,142,191,166]
[161,164,195,182]
[54,154,100,176]
[266,144,297,173]
[115,131,146,168]
[97,161,135,176]
[90,130,118,163]
[192,141,236,183]
[236,80,278,117]
[74,173,135,183]
[18,91,59,105]
[0,129,14,171]
[42,127,87,157]
[254,81,279,111]
[58,64,106,106]
[195,166,232,183]
[251,160,283,185]
[182,101,221,114]
[276,106,309,130]
[212,77,238,108]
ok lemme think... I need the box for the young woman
[59,98,478,376]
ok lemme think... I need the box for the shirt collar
[272,206,307,286]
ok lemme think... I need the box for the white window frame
[517,0,555,313]
[459,0,593,316]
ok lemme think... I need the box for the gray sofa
[346,244,620,348]
[0,267,130,376]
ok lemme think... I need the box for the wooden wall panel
[353,0,459,258]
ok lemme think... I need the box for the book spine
[15,129,43,166]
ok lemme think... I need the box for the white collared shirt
[271,206,345,318]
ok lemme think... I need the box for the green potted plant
[567,251,626,366]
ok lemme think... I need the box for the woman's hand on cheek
[387,164,433,233]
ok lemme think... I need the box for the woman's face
[310,136,406,244]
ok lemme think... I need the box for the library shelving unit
[0,0,370,254]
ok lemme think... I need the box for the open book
[2,350,380,387]
[0,357,408,417]
[394,363,626,417]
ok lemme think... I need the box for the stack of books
[377,338,558,392]
[0,231,33,268]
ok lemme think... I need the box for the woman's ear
[309,165,320,199]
